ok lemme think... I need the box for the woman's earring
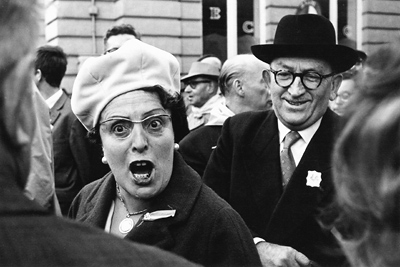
[174,143,180,151]
[101,156,108,164]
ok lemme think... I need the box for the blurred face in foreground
[99,90,174,200]
[2,54,37,187]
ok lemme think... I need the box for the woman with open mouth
[68,38,261,267]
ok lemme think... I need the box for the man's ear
[233,79,244,96]
[207,80,219,95]
[262,69,271,85]
[330,74,343,101]
[34,69,42,84]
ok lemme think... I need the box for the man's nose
[287,77,306,96]
[335,95,344,104]
[184,85,192,93]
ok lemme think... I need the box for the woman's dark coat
[69,152,261,267]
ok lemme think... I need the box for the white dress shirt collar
[45,89,63,109]
[277,117,323,166]
[277,117,322,145]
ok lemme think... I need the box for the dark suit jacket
[69,152,262,267]
[0,155,198,267]
[179,125,222,177]
[51,89,110,215]
[203,109,347,267]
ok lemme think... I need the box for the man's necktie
[280,131,301,188]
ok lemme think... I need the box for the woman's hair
[331,39,400,267]
[88,86,189,144]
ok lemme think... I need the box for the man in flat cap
[181,62,224,130]
[203,14,359,267]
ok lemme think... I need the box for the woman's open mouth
[129,160,154,185]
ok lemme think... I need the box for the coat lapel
[79,174,116,229]
[49,91,68,125]
[241,112,283,224]
[265,110,338,243]
[78,153,205,250]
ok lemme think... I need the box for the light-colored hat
[181,62,220,82]
[71,38,180,130]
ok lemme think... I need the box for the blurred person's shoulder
[0,211,200,267]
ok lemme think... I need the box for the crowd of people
[2,1,400,266]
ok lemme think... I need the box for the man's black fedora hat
[251,14,359,73]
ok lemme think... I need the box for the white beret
[71,39,180,130]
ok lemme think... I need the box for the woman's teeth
[133,173,150,179]
[130,161,153,183]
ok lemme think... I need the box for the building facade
[39,0,400,92]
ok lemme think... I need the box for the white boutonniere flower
[306,171,322,188]
[143,210,176,221]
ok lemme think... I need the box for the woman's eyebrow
[103,108,168,121]
[141,108,168,118]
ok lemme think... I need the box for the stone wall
[362,0,400,55]
[43,0,202,92]
[38,0,400,91]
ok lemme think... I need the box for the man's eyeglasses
[99,114,171,139]
[185,80,211,89]
[268,68,335,90]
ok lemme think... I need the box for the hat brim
[356,50,367,62]
[181,73,219,82]
[251,44,359,74]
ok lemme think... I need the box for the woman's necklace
[116,184,147,234]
